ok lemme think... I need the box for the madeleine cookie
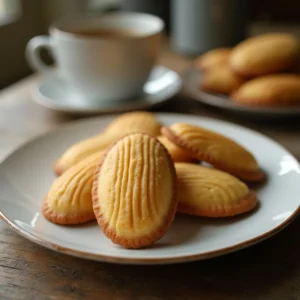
[103,111,161,137]
[92,133,177,249]
[200,63,245,95]
[195,48,231,71]
[54,135,113,176]
[231,74,300,106]
[176,163,257,217]
[54,111,161,176]
[43,151,104,225]
[161,123,264,182]
[230,33,300,76]
[157,136,195,163]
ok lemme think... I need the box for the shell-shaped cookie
[54,112,161,176]
[161,123,264,182]
[92,133,177,249]
[230,33,300,76]
[103,111,161,137]
[231,74,300,106]
[200,63,245,95]
[43,151,104,225]
[195,48,231,71]
[176,163,257,217]
[157,136,195,163]
[54,135,113,176]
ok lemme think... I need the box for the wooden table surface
[1,40,300,300]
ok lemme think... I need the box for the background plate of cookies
[184,33,300,117]
[0,112,299,264]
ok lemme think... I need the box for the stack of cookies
[195,33,300,107]
[42,112,265,249]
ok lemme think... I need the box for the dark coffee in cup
[72,28,141,39]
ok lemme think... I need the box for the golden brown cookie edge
[42,196,96,225]
[92,133,178,249]
[161,126,265,182]
[178,190,257,217]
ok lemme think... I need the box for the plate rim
[183,66,300,116]
[1,208,299,265]
[31,66,182,115]
[1,112,300,264]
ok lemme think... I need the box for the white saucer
[0,113,299,264]
[184,67,300,118]
[32,66,182,115]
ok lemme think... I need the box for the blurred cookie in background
[231,74,300,106]
[200,63,246,95]
[229,33,300,77]
[194,48,231,71]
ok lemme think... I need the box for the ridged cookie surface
[43,151,104,225]
[92,133,177,249]
[176,163,257,217]
[161,123,264,182]
[54,112,161,175]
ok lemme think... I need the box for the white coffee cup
[26,12,164,102]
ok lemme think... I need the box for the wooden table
[1,43,300,300]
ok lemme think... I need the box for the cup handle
[26,36,54,73]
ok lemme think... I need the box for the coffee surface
[73,28,141,38]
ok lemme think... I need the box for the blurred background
[1,0,300,89]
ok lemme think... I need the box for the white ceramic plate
[0,113,299,264]
[184,67,300,118]
[31,66,182,115]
